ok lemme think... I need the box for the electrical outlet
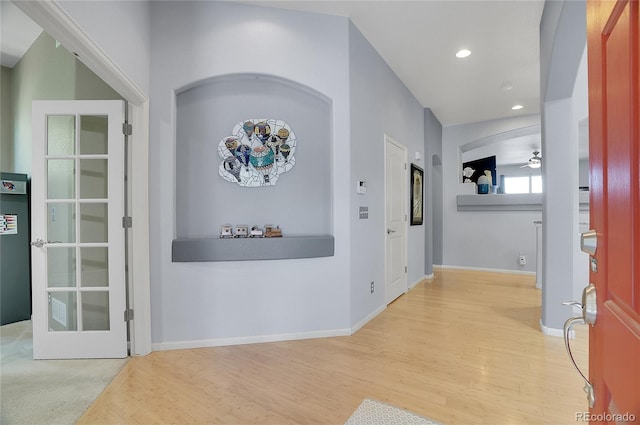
[519,255,527,266]
[370,281,375,293]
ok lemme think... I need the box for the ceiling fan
[521,151,542,168]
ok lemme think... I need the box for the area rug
[345,398,443,425]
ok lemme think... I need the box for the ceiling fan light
[529,162,541,169]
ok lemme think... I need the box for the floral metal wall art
[218,119,296,187]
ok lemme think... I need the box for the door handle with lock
[387,228,396,235]
[30,238,62,248]
[31,238,45,248]
[562,283,597,408]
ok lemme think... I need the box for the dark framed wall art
[410,163,424,226]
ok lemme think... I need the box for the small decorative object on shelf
[234,225,248,238]
[477,170,492,195]
[250,225,264,238]
[220,224,284,238]
[220,224,233,238]
[264,225,283,238]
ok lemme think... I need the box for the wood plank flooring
[79,269,588,424]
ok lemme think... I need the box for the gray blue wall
[442,115,542,273]
[146,2,432,347]
[348,22,426,326]
[425,109,443,269]
[175,76,332,237]
[41,0,449,348]
[540,0,587,331]
[149,1,354,347]
[57,0,151,95]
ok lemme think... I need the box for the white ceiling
[3,0,552,165]
[0,1,42,68]
[240,0,545,127]
[3,0,544,127]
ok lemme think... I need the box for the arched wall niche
[175,73,333,239]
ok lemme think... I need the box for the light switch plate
[359,206,369,219]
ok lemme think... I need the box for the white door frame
[384,134,408,304]
[16,1,151,355]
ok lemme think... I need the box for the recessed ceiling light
[512,104,524,110]
[456,49,471,58]
[501,82,513,91]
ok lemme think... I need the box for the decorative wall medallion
[218,119,296,187]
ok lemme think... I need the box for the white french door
[385,135,408,304]
[31,100,127,359]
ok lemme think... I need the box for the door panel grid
[32,100,126,359]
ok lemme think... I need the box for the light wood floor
[79,269,588,424]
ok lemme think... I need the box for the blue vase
[477,173,491,194]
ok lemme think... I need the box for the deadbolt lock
[581,229,597,256]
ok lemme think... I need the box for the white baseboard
[539,319,572,338]
[153,304,391,351]
[425,273,434,280]
[434,264,535,276]
[152,328,351,352]
[408,275,430,289]
[351,305,386,334]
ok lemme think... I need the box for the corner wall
[1,66,13,172]
[425,109,443,270]
[57,0,151,95]
[539,0,587,330]
[348,22,426,326]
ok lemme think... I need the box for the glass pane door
[31,100,126,359]
[45,114,111,333]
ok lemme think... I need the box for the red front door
[587,0,640,422]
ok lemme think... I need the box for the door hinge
[122,216,133,228]
[405,266,408,273]
[124,309,134,322]
[404,163,407,170]
[122,122,132,136]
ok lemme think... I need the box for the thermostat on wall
[357,180,367,194]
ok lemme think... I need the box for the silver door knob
[580,229,597,255]
[31,238,45,248]
[387,228,396,235]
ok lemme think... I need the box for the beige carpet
[346,399,443,425]
[0,320,128,425]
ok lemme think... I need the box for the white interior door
[385,135,408,304]
[31,100,127,359]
